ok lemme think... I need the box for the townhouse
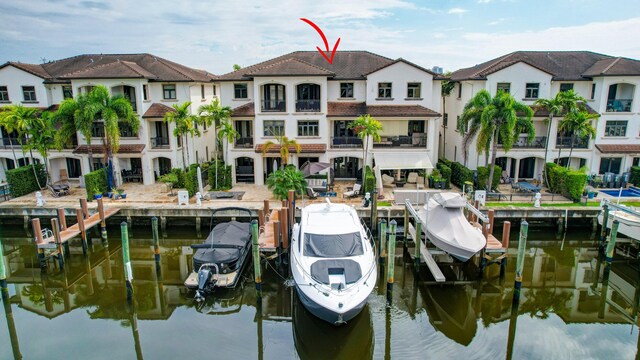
[443,51,640,182]
[0,54,217,185]
[215,51,442,185]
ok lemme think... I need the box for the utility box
[177,190,189,206]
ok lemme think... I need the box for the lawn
[484,201,640,208]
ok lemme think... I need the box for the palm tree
[86,86,139,189]
[163,102,199,170]
[262,135,301,168]
[266,165,307,200]
[198,98,232,160]
[348,114,382,187]
[458,90,534,189]
[0,104,44,187]
[24,111,56,183]
[217,119,239,165]
[558,110,598,169]
[440,74,456,159]
[54,92,97,170]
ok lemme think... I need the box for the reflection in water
[0,225,638,359]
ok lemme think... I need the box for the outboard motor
[194,263,218,301]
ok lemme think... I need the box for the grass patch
[484,201,640,208]
[377,201,393,207]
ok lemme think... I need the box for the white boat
[418,192,486,262]
[598,206,640,242]
[291,200,377,325]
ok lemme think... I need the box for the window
[604,120,627,137]
[91,122,105,138]
[163,84,176,100]
[340,82,354,98]
[298,120,319,137]
[378,82,392,98]
[590,84,596,100]
[457,83,462,98]
[212,85,217,96]
[443,113,448,128]
[119,122,137,137]
[560,83,574,92]
[234,83,248,99]
[263,120,284,137]
[22,86,36,101]
[525,83,540,99]
[62,86,73,99]
[599,157,622,174]
[143,85,149,101]
[407,82,421,99]
[201,84,205,99]
[633,157,639,167]
[0,86,8,101]
[497,83,510,94]
[177,135,182,148]
[92,158,105,170]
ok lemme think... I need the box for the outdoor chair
[305,187,319,199]
[500,171,510,184]
[382,174,395,187]
[48,184,69,197]
[406,172,419,184]
[59,169,69,183]
[343,183,362,198]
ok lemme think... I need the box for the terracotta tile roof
[255,143,326,154]
[583,57,640,77]
[60,60,158,79]
[0,62,51,79]
[530,103,598,117]
[244,58,335,77]
[230,102,255,117]
[142,103,177,118]
[73,144,146,154]
[595,144,640,154]
[327,102,440,117]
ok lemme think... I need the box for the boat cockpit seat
[310,259,362,285]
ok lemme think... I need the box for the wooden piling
[251,220,262,299]
[605,219,619,263]
[386,220,397,303]
[414,219,422,268]
[0,237,6,289]
[57,208,67,230]
[80,198,89,219]
[599,204,609,248]
[121,222,134,300]
[514,219,528,295]
[263,200,270,219]
[280,207,289,250]
[31,218,46,269]
[76,209,88,255]
[51,218,64,269]
[488,209,495,234]
[257,209,264,229]
[152,217,160,263]
[379,219,387,264]
[97,197,107,241]
[500,221,511,278]
[274,220,281,264]
[371,189,378,236]
[473,200,479,222]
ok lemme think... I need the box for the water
[599,186,640,197]
[0,224,639,359]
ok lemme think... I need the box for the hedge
[6,164,47,197]
[476,165,502,191]
[207,160,232,191]
[546,162,587,202]
[185,166,198,197]
[84,168,107,201]
[436,161,452,188]
[364,166,376,195]
[171,168,186,188]
[450,161,474,188]
[631,166,640,186]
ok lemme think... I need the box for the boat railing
[602,199,640,218]
[360,217,377,256]
[464,202,489,223]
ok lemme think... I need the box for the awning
[372,152,434,170]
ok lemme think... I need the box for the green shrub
[171,168,185,188]
[207,160,232,191]
[84,168,107,201]
[450,161,474,188]
[545,162,558,191]
[364,166,376,195]
[564,170,588,202]
[266,165,307,200]
[436,161,452,189]
[476,165,502,191]
[6,164,47,197]
[158,172,178,190]
[631,166,640,186]
[185,166,198,197]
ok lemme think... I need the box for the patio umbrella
[273,159,278,174]
[300,162,331,177]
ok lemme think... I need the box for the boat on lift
[598,202,640,242]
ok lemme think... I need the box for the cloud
[478,0,492,3]
[448,7,468,14]
[488,18,506,26]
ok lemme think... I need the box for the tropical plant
[0,104,44,187]
[348,114,382,187]
[54,92,96,169]
[558,110,598,169]
[24,111,56,182]
[163,102,199,170]
[262,135,301,168]
[216,119,239,164]
[266,165,307,200]
[458,90,534,190]
[440,74,456,159]
[198,98,232,159]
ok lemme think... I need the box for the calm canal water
[0,223,638,359]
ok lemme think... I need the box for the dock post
[605,219,619,263]
[514,219,528,298]
[23,215,29,233]
[386,220,397,304]
[500,221,511,278]
[274,220,281,266]
[257,209,264,229]
[0,237,6,290]
[251,220,262,300]
[80,198,89,219]
[121,222,134,301]
[403,208,409,248]
[51,218,64,269]
[160,216,167,237]
[263,200,270,219]
[488,210,495,235]
[57,208,67,231]
[379,219,387,264]
[31,218,46,270]
[473,200,479,223]
[76,209,88,255]
[151,217,160,264]
[414,219,422,269]
[288,190,295,234]
[371,189,378,235]
[599,204,609,250]
[97,197,107,241]
[280,207,289,250]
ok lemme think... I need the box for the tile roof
[595,144,640,154]
[142,103,177,118]
[582,57,640,77]
[255,143,326,154]
[73,144,146,154]
[2,53,215,83]
[230,102,255,117]
[449,51,630,81]
[244,58,335,77]
[327,102,440,117]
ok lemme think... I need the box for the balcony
[1,137,24,148]
[373,134,427,148]
[234,137,254,149]
[331,137,363,148]
[606,99,632,112]
[556,136,588,149]
[497,136,546,149]
[150,137,170,149]
[260,99,286,112]
[296,99,321,112]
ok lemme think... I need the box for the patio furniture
[306,187,319,199]
[343,183,361,198]
[382,174,395,187]
[59,169,69,183]
[517,181,541,192]
[500,171,510,184]
[307,178,328,192]
[48,184,69,197]
[406,172,419,184]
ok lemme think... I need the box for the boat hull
[598,212,640,242]
[294,284,367,325]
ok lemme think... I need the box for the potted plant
[107,187,115,198]
[117,188,126,199]
[429,169,445,189]
[93,187,103,200]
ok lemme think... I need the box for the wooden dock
[258,209,279,251]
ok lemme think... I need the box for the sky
[1,0,640,75]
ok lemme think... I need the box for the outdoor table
[517,181,541,192]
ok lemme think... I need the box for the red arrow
[300,18,341,64]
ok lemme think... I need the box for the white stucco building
[0,54,217,185]
[443,51,640,181]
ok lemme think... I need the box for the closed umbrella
[273,159,278,174]
[300,162,331,177]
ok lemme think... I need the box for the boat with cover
[418,192,486,262]
[184,207,254,300]
[291,200,377,325]
[598,205,640,242]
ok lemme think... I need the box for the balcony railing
[331,137,363,148]
[497,136,546,149]
[606,99,632,112]
[373,134,427,148]
[556,136,589,149]
[234,137,254,148]
[260,99,286,112]
[1,137,25,148]
[150,137,170,149]
[296,99,321,112]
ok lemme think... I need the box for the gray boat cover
[432,192,466,208]
[310,259,362,285]
[304,232,364,258]
[193,221,251,266]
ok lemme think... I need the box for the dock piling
[274,220,281,266]
[121,222,134,301]
[379,219,387,264]
[514,219,528,296]
[0,237,6,289]
[280,207,289,250]
[76,209,88,255]
[251,220,262,300]
[80,198,89,219]
[386,220,397,304]
[500,221,511,278]
[31,218,46,270]
[257,209,264,229]
[403,209,409,249]
[57,208,67,230]
[288,190,295,233]
[97,197,107,241]
[414,219,421,268]
[152,217,160,264]
[51,218,64,269]
[599,204,609,250]
[605,219,619,263]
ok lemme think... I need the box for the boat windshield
[304,232,364,258]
